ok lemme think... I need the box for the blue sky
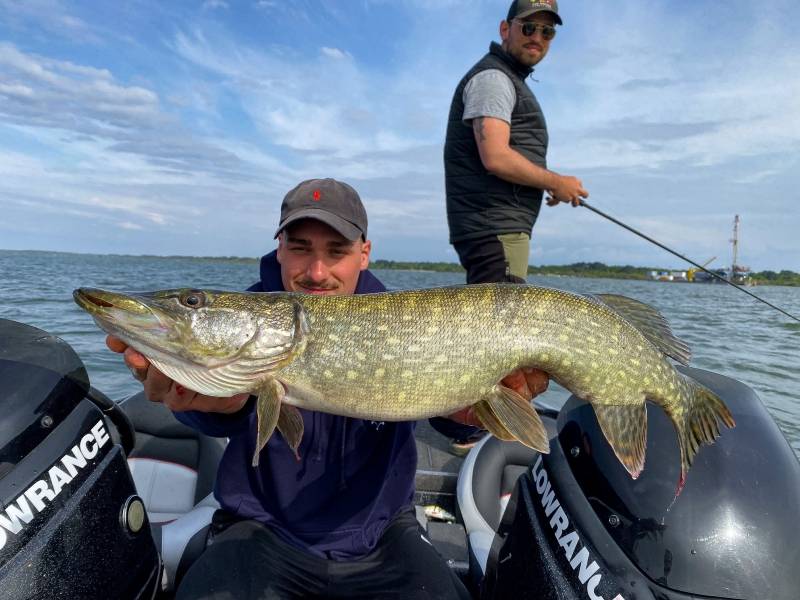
[1,0,798,271]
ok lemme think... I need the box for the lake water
[2,249,798,458]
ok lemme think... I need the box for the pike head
[73,288,307,396]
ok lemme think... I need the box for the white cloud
[0,43,162,131]
[545,5,800,173]
[83,196,167,225]
[0,82,35,98]
[321,46,350,60]
[171,29,433,160]
[118,221,144,230]
[0,0,98,42]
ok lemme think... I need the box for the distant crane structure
[729,214,751,285]
[686,256,716,282]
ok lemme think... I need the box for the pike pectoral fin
[253,378,284,467]
[486,385,549,453]
[473,400,515,441]
[277,404,304,461]
[592,403,647,479]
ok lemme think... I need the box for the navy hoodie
[174,251,418,560]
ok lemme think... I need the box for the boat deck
[413,385,571,513]
[414,421,465,512]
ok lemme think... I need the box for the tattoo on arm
[474,117,486,143]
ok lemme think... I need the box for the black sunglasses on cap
[514,20,557,40]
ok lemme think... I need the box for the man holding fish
[84,176,734,596]
[105,177,548,599]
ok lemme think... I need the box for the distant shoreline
[369,260,800,287]
[2,249,798,286]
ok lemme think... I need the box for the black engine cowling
[483,366,800,600]
[0,319,160,599]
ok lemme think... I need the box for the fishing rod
[578,199,800,323]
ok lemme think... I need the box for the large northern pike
[74,284,734,487]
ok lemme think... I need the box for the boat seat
[456,416,557,587]
[150,494,220,591]
[119,391,226,591]
[119,390,225,523]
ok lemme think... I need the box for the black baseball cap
[507,0,563,25]
[274,178,368,241]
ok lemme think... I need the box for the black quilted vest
[444,42,548,243]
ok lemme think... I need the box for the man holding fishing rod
[434,0,587,455]
[445,0,588,284]
[107,177,549,599]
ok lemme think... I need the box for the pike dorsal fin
[589,294,692,366]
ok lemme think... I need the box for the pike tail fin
[671,377,736,494]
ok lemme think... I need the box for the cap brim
[274,208,364,241]
[516,8,562,25]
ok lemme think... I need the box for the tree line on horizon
[369,259,800,287]
[36,250,795,286]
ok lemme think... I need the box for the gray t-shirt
[462,69,516,125]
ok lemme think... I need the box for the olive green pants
[497,232,531,281]
[453,232,531,284]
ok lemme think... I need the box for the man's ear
[275,232,285,264]
[499,19,511,43]
[360,239,371,270]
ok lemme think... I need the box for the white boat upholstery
[128,457,198,523]
[456,435,495,574]
[152,494,220,591]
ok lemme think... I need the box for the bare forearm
[482,145,559,189]
[473,116,588,205]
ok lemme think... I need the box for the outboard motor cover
[0,319,160,599]
[483,366,800,600]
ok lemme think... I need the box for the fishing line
[578,200,800,323]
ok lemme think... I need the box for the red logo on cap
[312,190,321,201]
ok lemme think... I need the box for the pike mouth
[74,288,150,315]
[73,288,167,338]
[78,291,114,308]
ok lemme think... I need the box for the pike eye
[180,290,206,309]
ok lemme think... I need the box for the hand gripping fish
[74,284,734,488]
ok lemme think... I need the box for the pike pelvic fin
[277,403,304,461]
[252,378,284,467]
[485,385,549,453]
[669,376,736,494]
[589,294,692,366]
[592,403,648,480]
[473,400,516,441]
